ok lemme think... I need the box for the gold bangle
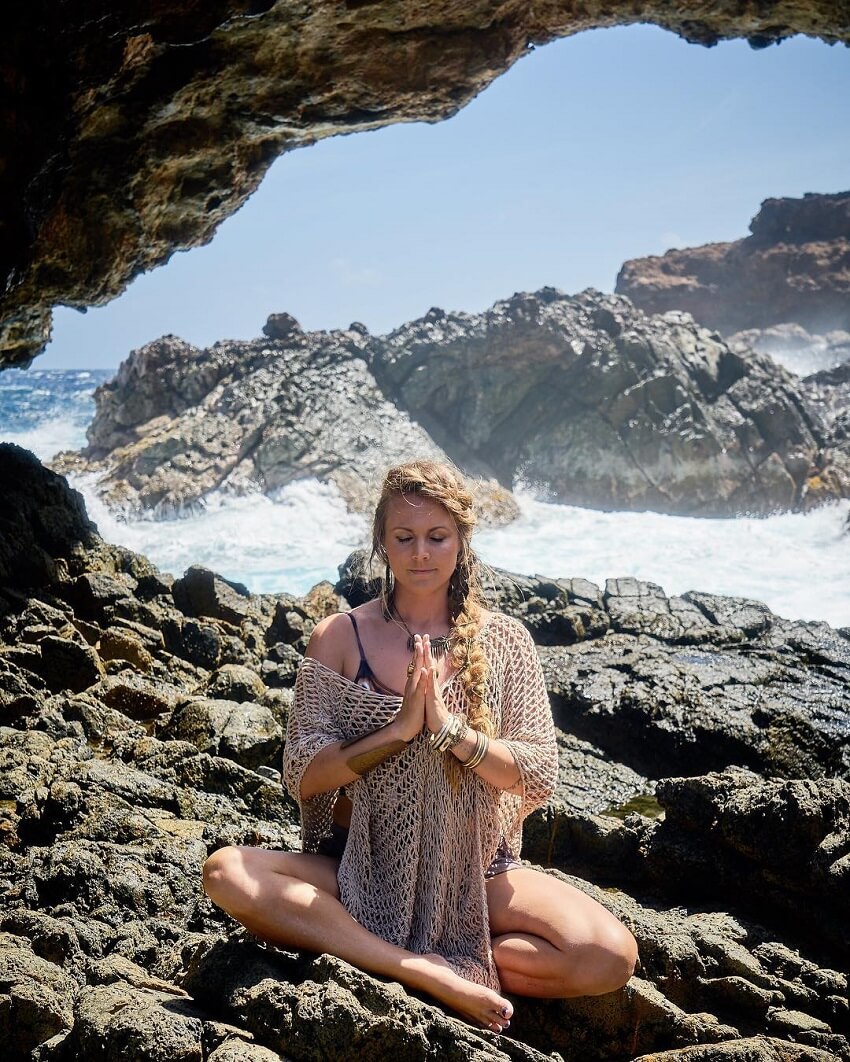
[459,730,488,769]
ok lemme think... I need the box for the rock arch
[3,1,849,367]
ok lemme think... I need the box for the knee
[202,845,243,906]
[591,923,639,995]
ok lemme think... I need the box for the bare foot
[402,952,514,1031]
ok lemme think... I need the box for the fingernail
[501,1007,509,1018]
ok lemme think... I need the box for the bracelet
[429,714,464,753]
[459,730,489,769]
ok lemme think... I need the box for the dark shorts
[316,826,522,878]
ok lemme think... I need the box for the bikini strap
[346,612,369,667]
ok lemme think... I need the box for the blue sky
[42,25,850,370]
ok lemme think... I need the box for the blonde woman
[203,460,637,1032]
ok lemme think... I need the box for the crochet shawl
[283,611,559,988]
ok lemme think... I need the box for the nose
[413,538,430,561]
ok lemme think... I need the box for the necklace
[386,597,454,658]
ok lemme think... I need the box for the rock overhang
[3,1,850,368]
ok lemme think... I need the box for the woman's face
[382,494,462,596]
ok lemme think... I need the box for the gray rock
[68,982,205,1062]
[162,698,282,772]
[0,932,77,1058]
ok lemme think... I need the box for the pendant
[407,634,452,657]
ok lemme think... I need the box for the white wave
[69,474,370,596]
[2,420,89,462]
[476,490,850,628]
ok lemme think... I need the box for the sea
[2,367,849,629]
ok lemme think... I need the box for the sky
[41,25,850,370]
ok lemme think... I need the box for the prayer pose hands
[394,634,428,742]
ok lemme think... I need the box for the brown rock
[616,192,850,336]
[5,9,850,368]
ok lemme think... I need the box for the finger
[423,634,433,670]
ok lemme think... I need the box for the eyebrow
[389,525,452,533]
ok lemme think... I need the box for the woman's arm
[297,617,428,800]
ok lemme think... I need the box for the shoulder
[304,610,356,672]
[480,609,533,643]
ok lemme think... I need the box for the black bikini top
[347,612,403,697]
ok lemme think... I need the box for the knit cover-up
[283,612,559,990]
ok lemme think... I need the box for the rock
[198,664,267,703]
[0,445,98,590]
[7,6,847,369]
[0,932,77,1058]
[55,287,843,519]
[263,313,303,342]
[646,770,850,959]
[161,698,282,772]
[182,937,554,1062]
[633,1035,840,1060]
[616,191,850,336]
[58,330,453,519]
[369,288,834,516]
[67,982,205,1062]
[172,566,255,626]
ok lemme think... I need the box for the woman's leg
[202,846,514,1030]
[486,868,638,998]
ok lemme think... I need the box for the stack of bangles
[428,715,489,769]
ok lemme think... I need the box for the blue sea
[2,367,849,628]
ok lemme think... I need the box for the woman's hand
[423,635,451,736]
[392,634,428,742]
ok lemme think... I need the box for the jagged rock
[54,329,518,524]
[2,456,850,1059]
[263,313,303,342]
[0,444,97,591]
[645,770,850,959]
[172,566,255,625]
[66,982,205,1062]
[0,933,77,1058]
[617,191,850,337]
[368,288,834,516]
[54,288,844,519]
[182,937,559,1062]
[541,579,850,780]
[161,698,282,772]
[634,1036,840,1060]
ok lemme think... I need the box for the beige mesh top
[283,611,559,988]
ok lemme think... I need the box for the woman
[203,460,637,1032]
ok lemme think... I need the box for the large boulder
[368,289,836,516]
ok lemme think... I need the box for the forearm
[448,725,523,793]
[299,719,411,800]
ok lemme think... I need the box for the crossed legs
[202,846,637,1031]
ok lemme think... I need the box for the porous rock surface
[54,288,850,518]
[2,444,849,1060]
[616,191,850,337]
[4,6,850,369]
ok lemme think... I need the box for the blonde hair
[370,459,493,738]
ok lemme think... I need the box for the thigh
[486,867,623,948]
[227,846,341,900]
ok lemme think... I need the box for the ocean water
[1,368,849,628]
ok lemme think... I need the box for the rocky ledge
[2,443,849,1061]
[616,191,850,337]
[53,288,850,519]
[5,5,850,369]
